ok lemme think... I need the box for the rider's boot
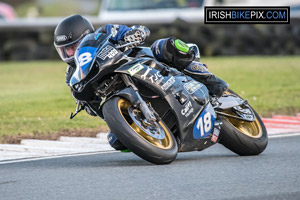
[107,131,129,151]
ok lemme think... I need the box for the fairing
[115,58,216,152]
[70,33,113,87]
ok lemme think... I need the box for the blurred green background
[2,0,102,17]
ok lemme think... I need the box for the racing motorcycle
[69,31,268,164]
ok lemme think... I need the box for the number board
[193,103,216,139]
[75,46,97,71]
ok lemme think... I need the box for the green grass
[0,56,299,140]
[202,56,300,116]
[0,61,106,140]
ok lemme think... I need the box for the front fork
[70,74,159,121]
[121,74,157,123]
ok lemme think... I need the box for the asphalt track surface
[0,135,299,200]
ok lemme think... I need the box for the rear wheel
[103,97,178,164]
[218,90,268,156]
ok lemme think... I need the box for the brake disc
[128,107,165,139]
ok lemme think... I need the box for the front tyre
[103,97,178,164]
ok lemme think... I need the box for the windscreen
[70,33,111,87]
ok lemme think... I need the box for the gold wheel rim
[224,109,263,138]
[117,99,173,149]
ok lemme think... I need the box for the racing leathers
[66,24,228,99]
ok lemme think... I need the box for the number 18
[197,112,212,136]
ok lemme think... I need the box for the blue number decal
[75,46,97,71]
[193,103,216,139]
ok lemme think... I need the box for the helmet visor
[54,37,82,63]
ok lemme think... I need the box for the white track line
[1,133,299,165]
[269,132,300,138]
[0,150,116,165]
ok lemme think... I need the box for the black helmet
[54,14,94,64]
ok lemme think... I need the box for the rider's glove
[123,26,150,48]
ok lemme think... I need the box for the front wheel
[218,91,268,156]
[103,97,178,164]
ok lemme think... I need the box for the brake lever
[70,101,84,119]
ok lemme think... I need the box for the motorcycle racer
[54,14,229,150]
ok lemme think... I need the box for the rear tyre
[218,90,268,156]
[103,97,178,164]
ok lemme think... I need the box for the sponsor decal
[211,134,218,143]
[141,66,152,80]
[151,71,163,84]
[161,76,175,91]
[141,66,163,84]
[184,81,203,94]
[56,35,67,42]
[181,101,194,117]
[97,45,118,60]
[155,74,164,85]
[211,128,220,143]
[128,63,144,76]
[205,6,290,24]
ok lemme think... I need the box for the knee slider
[151,37,195,71]
[166,38,195,71]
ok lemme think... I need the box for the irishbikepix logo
[205,7,290,24]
